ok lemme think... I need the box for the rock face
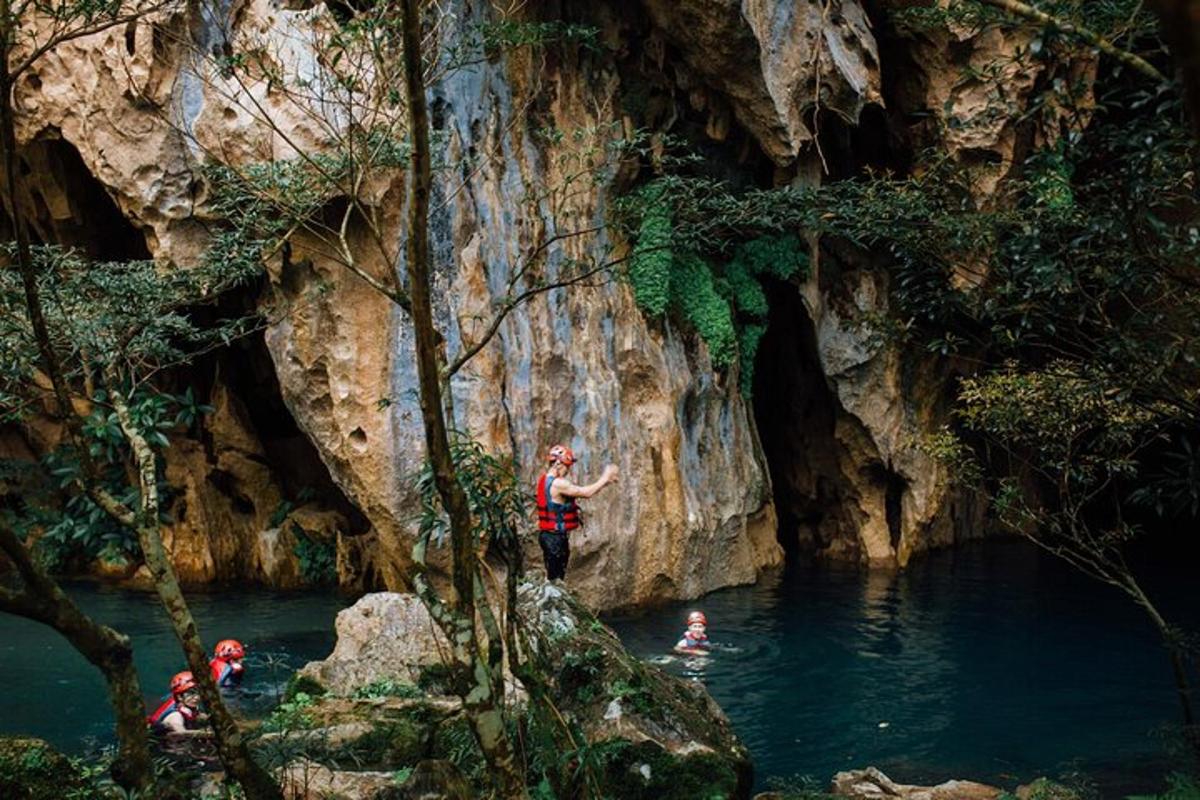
[639,0,882,165]
[831,768,1002,800]
[825,768,1082,800]
[8,0,1070,600]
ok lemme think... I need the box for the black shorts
[539,531,570,581]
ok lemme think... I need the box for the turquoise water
[0,543,1193,798]
[0,584,344,754]
[607,541,1194,797]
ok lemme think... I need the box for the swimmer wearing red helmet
[674,611,712,655]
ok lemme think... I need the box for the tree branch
[974,0,1168,83]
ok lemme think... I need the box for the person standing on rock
[535,444,618,581]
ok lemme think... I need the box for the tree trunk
[0,6,157,791]
[109,386,282,800]
[0,525,156,792]
[1125,575,1200,764]
[398,1,526,796]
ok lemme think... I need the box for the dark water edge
[0,583,345,755]
[606,540,1197,798]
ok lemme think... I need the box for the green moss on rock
[283,672,328,702]
[0,737,86,800]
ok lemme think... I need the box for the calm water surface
[0,543,1192,798]
[607,541,1194,797]
[0,584,344,753]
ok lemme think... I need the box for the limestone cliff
[7,0,1071,604]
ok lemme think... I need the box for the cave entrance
[7,136,152,261]
[751,278,843,561]
[190,323,371,537]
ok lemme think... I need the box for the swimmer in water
[673,610,712,655]
[209,639,246,689]
[147,671,206,735]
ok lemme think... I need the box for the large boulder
[296,594,449,695]
[289,579,753,798]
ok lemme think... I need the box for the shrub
[352,679,423,699]
[292,526,336,586]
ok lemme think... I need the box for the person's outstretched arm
[556,464,619,499]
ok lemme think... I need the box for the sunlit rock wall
[7,0,1076,598]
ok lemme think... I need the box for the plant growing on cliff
[621,180,810,393]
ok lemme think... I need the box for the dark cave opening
[880,465,906,552]
[751,277,843,560]
[185,321,371,537]
[10,136,152,261]
[6,133,364,533]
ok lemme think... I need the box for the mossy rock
[0,737,86,800]
[283,672,328,702]
[1016,778,1084,800]
[600,740,742,800]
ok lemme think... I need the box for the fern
[671,252,737,369]
[628,184,673,316]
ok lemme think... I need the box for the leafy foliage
[2,388,210,568]
[261,692,317,733]
[0,246,258,413]
[352,679,423,700]
[627,183,673,317]
[291,526,336,586]
[670,251,737,369]
[622,180,811,391]
[416,433,526,551]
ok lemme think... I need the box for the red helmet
[547,444,576,467]
[170,671,197,696]
[214,639,245,659]
[687,611,707,627]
